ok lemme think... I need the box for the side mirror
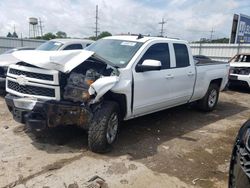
[136,60,161,72]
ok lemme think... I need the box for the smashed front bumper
[5,94,92,130]
[229,74,250,87]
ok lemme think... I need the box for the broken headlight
[63,70,101,103]
[63,73,90,103]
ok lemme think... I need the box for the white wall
[1,37,250,63]
[0,37,45,54]
[190,43,250,62]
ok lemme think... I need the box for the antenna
[94,5,100,40]
[159,18,166,37]
[137,34,143,39]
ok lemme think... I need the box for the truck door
[165,43,195,106]
[132,42,173,116]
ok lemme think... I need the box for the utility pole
[210,27,215,42]
[159,18,166,37]
[39,18,44,37]
[21,33,23,47]
[94,5,100,40]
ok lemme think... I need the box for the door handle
[187,72,194,76]
[165,74,174,79]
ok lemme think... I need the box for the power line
[210,27,215,41]
[159,18,166,37]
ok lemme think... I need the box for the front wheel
[88,101,120,153]
[197,84,220,112]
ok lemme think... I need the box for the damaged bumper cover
[5,94,92,130]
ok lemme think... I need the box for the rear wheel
[197,84,219,112]
[88,101,120,153]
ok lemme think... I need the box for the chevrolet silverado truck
[0,39,94,95]
[229,53,250,88]
[5,36,229,153]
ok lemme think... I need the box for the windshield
[36,41,63,51]
[231,54,250,63]
[86,39,143,68]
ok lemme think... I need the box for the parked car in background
[0,39,94,95]
[229,119,250,188]
[193,55,227,65]
[0,47,35,95]
[5,35,229,152]
[35,38,94,51]
[193,55,212,62]
[229,53,250,88]
[3,47,35,54]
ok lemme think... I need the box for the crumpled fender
[88,76,119,103]
[0,53,20,67]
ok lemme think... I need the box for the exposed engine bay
[63,59,119,104]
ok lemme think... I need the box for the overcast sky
[0,0,249,41]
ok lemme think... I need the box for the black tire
[228,120,250,188]
[197,83,219,112]
[88,101,120,153]
[0,88,6,96]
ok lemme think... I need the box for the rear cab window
[63,44,83,50]
[173,43,190,68]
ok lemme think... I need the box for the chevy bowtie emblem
[16,75,28,86]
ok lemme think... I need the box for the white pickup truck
[5,36,229,153]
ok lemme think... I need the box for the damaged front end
[5,96,92,130]
[5,51,119,130]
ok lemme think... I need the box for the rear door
[166,43,195,105]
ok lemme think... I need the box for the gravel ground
[0,87,249,188]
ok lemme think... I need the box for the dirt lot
[0,88,249,188]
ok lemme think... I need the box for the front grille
[8,80,55,97]
[232,68,250,75]
[9,68,53,81]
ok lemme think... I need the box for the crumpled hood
[11,50,95,73]
[230,62,250,68]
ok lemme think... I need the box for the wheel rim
[106,113,118,144]
[208,89,217,108]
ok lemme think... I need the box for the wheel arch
[103,91,127,120]
[210,78,222,88]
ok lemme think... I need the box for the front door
[133,42,173,116]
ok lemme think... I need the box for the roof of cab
[104,35,187,44]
